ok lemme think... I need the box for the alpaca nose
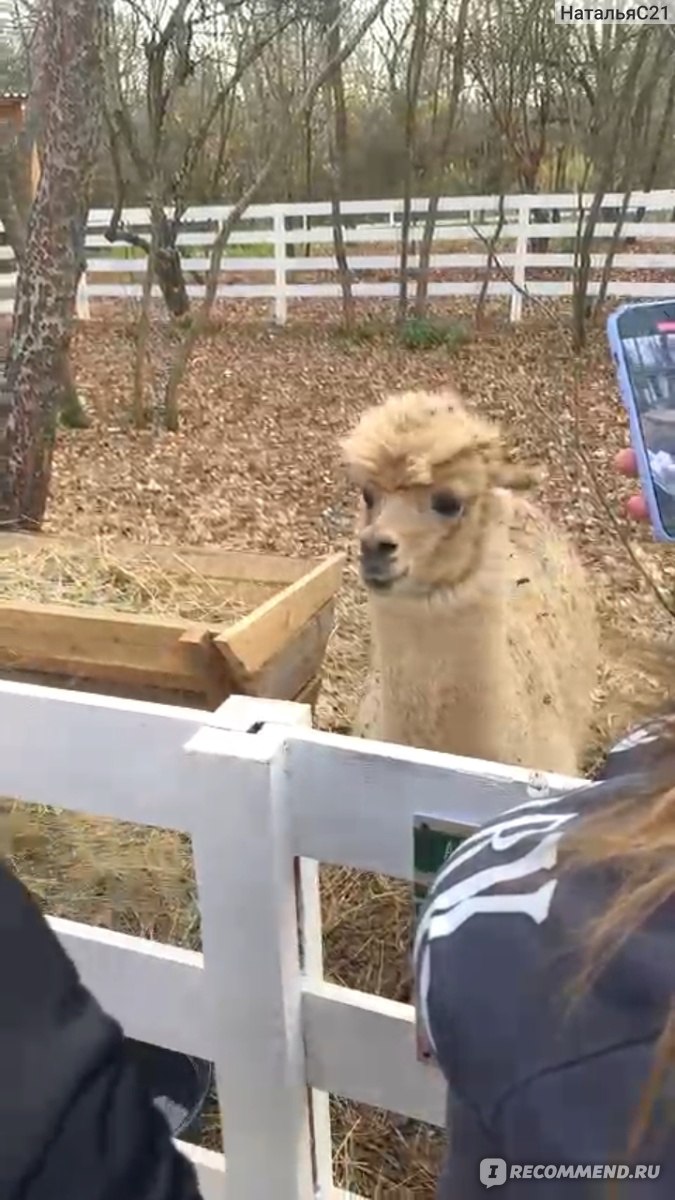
[361,532,398,561]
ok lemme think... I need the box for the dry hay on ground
[6,301,675,1195]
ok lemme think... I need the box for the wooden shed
[0,93,39,198]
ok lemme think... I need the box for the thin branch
[474,193,505,327]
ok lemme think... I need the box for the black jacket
[0,858,202,1199]
[415,728,675,1197]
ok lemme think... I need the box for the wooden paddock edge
[214,553,345,679]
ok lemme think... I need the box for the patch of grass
[98,244,146,261]
[224,241,273,258]
[332,318,389,345]
[398,315,470,352]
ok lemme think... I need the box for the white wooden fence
[0,678,584,1198]
[2,189,675,325]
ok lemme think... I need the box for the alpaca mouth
[361,567,408,592]
[366,576,395,591]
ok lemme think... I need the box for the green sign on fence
[413,814,469,922]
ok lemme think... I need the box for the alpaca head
[341,389,538,599]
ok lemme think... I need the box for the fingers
[614,448,638,478]
[626,493,649,521]
[614,447,648,521]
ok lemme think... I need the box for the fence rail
[0,679,583,1198]
[2,189,675,324]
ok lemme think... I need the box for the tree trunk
[414,193,440,319]
[594,186,631,316]
[414,0,470,319]
[323,0,355,330]
[397,0,428,326]
[153,208,190,319]
[0,0,104,529]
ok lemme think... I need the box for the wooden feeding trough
[0,532,345,711]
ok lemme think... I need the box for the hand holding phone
[607,299,675,542]
[615,448,650,523]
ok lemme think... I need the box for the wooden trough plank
[303,980,446,1127]
[215,553,345,678]
[248,599,335,701]
[0,601,204,690]
[0,530,312,585]
[179,626,247,706]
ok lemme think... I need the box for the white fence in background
[2,189,675,325]
[0,679,584,1199]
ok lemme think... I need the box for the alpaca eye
[431,491,463,517]
[362,486,375,510]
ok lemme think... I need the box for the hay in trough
[0,541,279,624]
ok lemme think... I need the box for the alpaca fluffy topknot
[341,388,537,493]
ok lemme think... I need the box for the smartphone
[607,298,675,543]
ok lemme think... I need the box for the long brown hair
[562,714,675,1161]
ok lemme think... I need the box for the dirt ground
[8,297,675,1196]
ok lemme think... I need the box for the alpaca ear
[492,461,542,491]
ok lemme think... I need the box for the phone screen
[618,305,675,538]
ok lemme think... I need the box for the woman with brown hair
[414,446,675,1196]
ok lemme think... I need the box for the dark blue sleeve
[436,1090,503,1198]
[492,1041,675,1196]
[0,860,202,1200]
[438,1043,675,1198]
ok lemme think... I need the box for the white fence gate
[2,189,675,325]
[0,678,584,1198]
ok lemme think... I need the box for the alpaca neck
[369,550,510,758]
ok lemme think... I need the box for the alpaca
[341,388,599,776]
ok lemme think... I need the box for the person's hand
[615,448,649,522]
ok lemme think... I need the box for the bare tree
[0,0,104,528]
[104,0,303,317]
[162,0,389,429]
[466,0,565,194]
[566,25,672,347]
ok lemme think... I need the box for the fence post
[76,270,90,320]
[510,199,529,322]
[185,697,321,1200]
[273,205,288,326]
[209,695,333,1197]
